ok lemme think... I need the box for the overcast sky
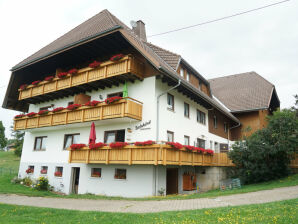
[0,0,297,137]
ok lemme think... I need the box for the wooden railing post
[163,147,167,165]
[105,149,109,164]
[192,152,194,166]
[154,147,158,165]
[85,149,90,164]
[179,150,182,166]
[68,150,72,163]
[128,148,132,165]
[121,102,125,117]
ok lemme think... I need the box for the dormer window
[180,67,184,77]
[186,72,190,82]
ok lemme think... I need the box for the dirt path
[0,186,297,213]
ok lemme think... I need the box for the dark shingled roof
[209,72,276,112]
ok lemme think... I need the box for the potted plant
[110,54,124,62]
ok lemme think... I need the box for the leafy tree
[229,107,298,184]
[0,121,7,150]
[10,125,24,157]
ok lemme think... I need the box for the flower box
[15,114,25,119]
[70,144,86,150]
[54,171,62,177]
[52,107,64,113]
[134,140,155,146]
[110,54,124,62]
[44,76,54,81]
[26,112,37,117]
[31,80,41,86]
[91,171,101,178]
[166,142,183,150]
[19,84,28,90]
[40,169,47,174]
[114,174,126,179]
[57,72,68,79]
[89,61,101,68]
[104,96,122,104]
[89,142,106,150]
[205,149,214,155]
[109,142,128,149]
[184,145,196,151]
[26,168,34,174]
[66,104,81,111]
[68,68,78,75]
[84,100,101,107]
[38,110,49,115]
[196,147,206,154]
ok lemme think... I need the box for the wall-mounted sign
[135,120,151,130]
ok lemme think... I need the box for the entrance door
[72,167,80,194]
[166,168,178,195]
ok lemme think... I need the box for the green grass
[0,151,298,201]
[0,199,297,223]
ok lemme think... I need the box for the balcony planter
[19,84,28,90]
[57,72,68,79]
[205,149,214,155]
[38,110,49,116]
[166,142,183,150]
[89,142,106,150]
[110,54,124,62]
[44,76,54,82]
[105,96,122,104]
[196,147,205,154]
[32,80,41,86]
[26,112,37,117]
[68,68,78,75]
[134,140,155,146]
[84,100,101,107]
[109,142,128,149]
[66,104,81,111]
[184,145,196,152]
[52,107,65,113]
[89,60,101,68]
[70,144,86,150]
[15,114,25,119]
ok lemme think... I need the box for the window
[210,141,213,150]
[180,67,184,77]
[91,168,101,178]
[104,130,125,143]
[68,101,74,106]
[186,72,190,82]
[54,167,63,177]
[197,110,206,124]
[63,134,80,149]
[26,165,34,174]
[107,92,123,98]
[224,122,228,133]
[39,105,52,111]
[167,93,174,111]
[184,103,189,118]
[184,135,190,145]
[114,169,126,179]
[40,166,48,174]
[213,116,217,128]
[167,131,174,142]
[214,142,219,153]
[34,136,47,151]
[197,138,206,149]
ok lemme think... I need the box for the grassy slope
[0,151,298,200]
[0,199,297,224]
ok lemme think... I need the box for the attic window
[180,67,184,77]
[186,72,190,82]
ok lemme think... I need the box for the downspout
[156,79,181,142]
[228,122,241,147]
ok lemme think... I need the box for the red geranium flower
[14,114,25,119]
[52,107,65,113]
[89,142,106,150]
[205,149,214,155]
[166,142,184,150]
[89,61,101,68]
[19,84,28,90]
[109,142,128,149]
[38,110,49,115]
[57,72,68,79]
[54,171,62,177]
[110,54,124,62]
[44,76,54,81]
[196,147,206,154]
[68,68,78,75]
[31,80,41,85]
[26,168,34,174]
[70,144,86,150]
[84,100,101,107]
[26,112,37,117]
[184,145,196,151]
[104,96,122,104]
[66,104,81,111]
[134,140,155,146]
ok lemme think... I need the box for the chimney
[132,20,147,42]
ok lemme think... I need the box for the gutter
[231,107,268,113]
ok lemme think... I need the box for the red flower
[89,61,101,68]
[31,80,41,85]
[15,114,25,119]
[84,100,101,107]
[205,149,214,155]
[89,142,106,150]
[109,142,128,149]
[104,96,122,104]
[196,147,206,154]
[40,169,47,174]
[26,168,34,174]
[66,104,81,111]
[110,54,124,62]
[70,144,86,150]
[68,68,78,75]
[54,171,62,177]
[44,76,54,81]
[26,112,37,117]
[134,140,155,146]
[38,110,49,115]
[92,171,101,177]
[166,142,183,150]
[19,84,28,90]
[184,145,196,151]
[52,107,65,113]
[57,72,68,79]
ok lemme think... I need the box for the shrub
[23,177,33,186]
[35,176,50,191]
[84,100,101,106]
[38,110,49,115]
[14,114,25,119]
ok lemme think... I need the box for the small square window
[26,165,34,174]
[54,167,63,177]
[34,136,47,151]
[115,169,126,179]
[180,67,184,77]
[186,72,190,82]
[91,168,101,178]
[40,166,48,174]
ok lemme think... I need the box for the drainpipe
[228,122,241,147]
[156,79,181,142]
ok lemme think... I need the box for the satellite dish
[130,20,137,28]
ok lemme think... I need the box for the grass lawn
[0,151,298,200]
[0,199,297,223]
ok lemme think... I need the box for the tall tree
[0,121,7,150]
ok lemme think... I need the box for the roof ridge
[146,42,181,57]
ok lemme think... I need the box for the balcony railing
[68,144,235,167]
[18,55,144,100]
[14,98,142,130]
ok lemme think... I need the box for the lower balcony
[14,98,142,130]
[68,144,234,167]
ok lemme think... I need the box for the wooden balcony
[18,55,144,102]
[68,144,235,167]
[14,98,142,130]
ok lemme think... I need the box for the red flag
[89,122,96,144]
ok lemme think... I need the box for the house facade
[3,10,277,197]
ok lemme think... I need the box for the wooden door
[166,168,178,195]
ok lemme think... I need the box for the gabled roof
[209,72,279,112]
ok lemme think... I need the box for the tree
[0,121,7,150]
[229,107,298,184]
[10,125,24,157]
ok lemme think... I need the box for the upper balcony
[14,97,142,131]
[18,55,144,103]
